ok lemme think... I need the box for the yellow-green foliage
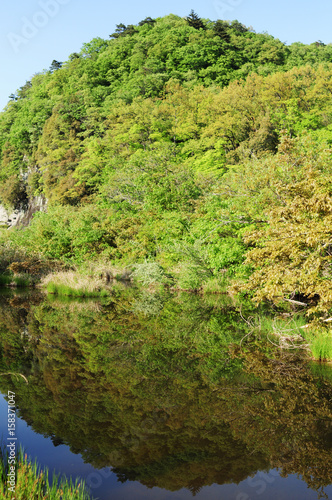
[2,16,332,209]
[232,136,332,315]
[2,16,332,303]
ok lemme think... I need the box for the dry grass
[41,271,110,298]
[82,261,132,282]
[41,271,104,292]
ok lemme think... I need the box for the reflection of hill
[0,290,331,495]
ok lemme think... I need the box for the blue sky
[1,0,332,111]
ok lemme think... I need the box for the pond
[0,287,331,500]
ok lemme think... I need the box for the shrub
[0,175,27,209]
[131,261,169,286]
[176,262,205,290]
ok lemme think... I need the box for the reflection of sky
[0,393,331,500]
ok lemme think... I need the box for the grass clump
[13,275,32,287]
[0,447,93,499]
[303,327,332,362]
[43,271,109,298]
[131,261,170,287]
[0,273,32,288]
[46,282,108,298]
[0,274,12,286]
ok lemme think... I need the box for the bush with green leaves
[131,261,169,286]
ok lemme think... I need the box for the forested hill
[1,13,332,207]
[1,13,332,318]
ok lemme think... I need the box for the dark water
[0,288,331,500]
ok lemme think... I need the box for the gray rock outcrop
[0,196,47,228]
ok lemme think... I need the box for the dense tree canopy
[1,14,332,317]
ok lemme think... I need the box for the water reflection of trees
[0,290,331,496]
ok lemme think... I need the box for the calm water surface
[0,288,331,500]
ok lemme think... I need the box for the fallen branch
[284,298,308,307]
[0,372,28,384]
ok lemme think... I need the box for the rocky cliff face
[0,205,23,228]
[0,196,47,228]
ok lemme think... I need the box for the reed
[0,446,93,499]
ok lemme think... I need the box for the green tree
[233,135,332,315]
[49,60,63,73]
[186,10,206,30]
[110,23,138,39]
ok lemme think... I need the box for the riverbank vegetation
[44,270,109,297]
[0,446,92,499]
[1,14,332,342]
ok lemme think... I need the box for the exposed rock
[0,196,47,228]
[0,204,25,228]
